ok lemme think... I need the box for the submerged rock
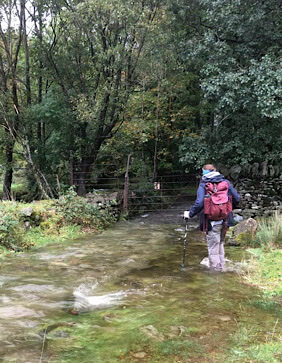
[217,315,232,322]
[165,326,187,338]
[140,325,164,342]
[131,351,147,359]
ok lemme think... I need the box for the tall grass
[243,212,282,297]
[253,212,282,248]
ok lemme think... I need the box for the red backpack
[204,181,232,221]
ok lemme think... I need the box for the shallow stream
[0,207,281,362]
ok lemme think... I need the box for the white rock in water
[200,257,210,268]
[141,214,149,218]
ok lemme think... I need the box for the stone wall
[218,162,282,219]
[219,161,281,181]
[234,178,281,218]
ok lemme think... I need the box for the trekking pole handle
[183,211,190,219]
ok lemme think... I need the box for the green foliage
[0,192,119,254]
[0,209,22,250]
[56,187,118,229]
[23,225,82,249]
[179,134,210,172]
[0,0,281,194]
[173,0,282,167]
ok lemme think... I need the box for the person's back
[186,164,240,271]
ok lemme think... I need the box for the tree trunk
[153,80,160,182]
[123,154,131,212]
[74,157,95,196]
[2,138,15,200]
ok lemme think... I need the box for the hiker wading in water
[185,164,240,271]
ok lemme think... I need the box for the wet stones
[20,207,34,217]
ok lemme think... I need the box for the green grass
[239,213,282,298]
[23,224,82,249]
[244,248,282,297]
[0,189,118,255]
[210,322,282,363]
[45,306,205,363]
[228,325,282,363]
[253,212,282,248]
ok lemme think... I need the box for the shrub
[253,212,282,248]
[56,187,118,229]
[0,210,23,250]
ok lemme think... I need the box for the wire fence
[4,155,198,212]
[71,169,197,214]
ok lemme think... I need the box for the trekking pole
[181,217,189,271]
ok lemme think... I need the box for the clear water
[0,208,281,362]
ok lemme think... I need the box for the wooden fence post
[123,154,131,212]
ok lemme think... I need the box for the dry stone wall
[218,162,282,219]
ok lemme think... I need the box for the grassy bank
[0,188,119,256]
[242,212,282,299]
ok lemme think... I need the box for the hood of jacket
[201,171,225,183]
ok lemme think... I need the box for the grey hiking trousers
[206,224,225,271]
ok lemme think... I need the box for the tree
[0,0,55,199]
[0,0,24,199]
[170,0,282,168]
[32,0,162,195]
